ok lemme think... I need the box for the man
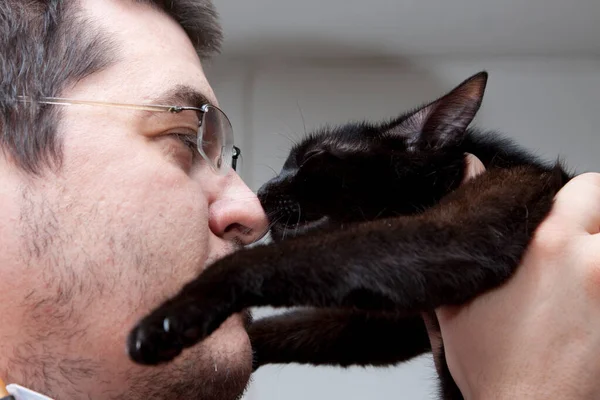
[0,1,268,398]
[2,1,600,399]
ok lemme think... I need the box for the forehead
[69,0,217,106]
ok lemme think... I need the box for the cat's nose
[257,170,293,204]
[257,183,271,204]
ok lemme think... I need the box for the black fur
[127,72,572,399]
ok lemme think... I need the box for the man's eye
[172,133,198,155]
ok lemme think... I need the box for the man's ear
[385,71,488,150]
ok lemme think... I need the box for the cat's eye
[303,149,325,165]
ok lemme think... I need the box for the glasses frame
[17,96,241,175]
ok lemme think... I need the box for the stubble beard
[9,185,253,400]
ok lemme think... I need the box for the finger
[548,173,600,235]
[422,312,442,350]
[462,153,486,185]
[421,312,445,375]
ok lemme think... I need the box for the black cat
[127,71,572,399]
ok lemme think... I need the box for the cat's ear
[386,71,488,150]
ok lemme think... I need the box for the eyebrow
[150,85,213,109]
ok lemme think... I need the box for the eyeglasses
[17,96,240,175]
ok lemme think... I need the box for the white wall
[205,56,600,400]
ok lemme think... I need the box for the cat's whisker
[256,164,281,178]
[226,196,269,201]
[253,214,285,244]
[297,101,308,139]
[275,131,298,147]
[265,165,279,178]
[356,206,368,222]
[294,202,302,237]
[249,217,282,244]
[267,213,282,226]
[281,214,293,241]
[374,208,388,220]
[266,211,283,222]
[262,209,283,228]
[256,164,280,179]
[266,215,285,232]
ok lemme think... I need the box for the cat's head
[258,71,488,241]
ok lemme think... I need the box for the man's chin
[118,312,254,400]
[183,313,254,400]
[212,313,254,371]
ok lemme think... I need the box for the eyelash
[172,133,198,155]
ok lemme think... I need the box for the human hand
[423,153,487,371]
[437,172,600,400]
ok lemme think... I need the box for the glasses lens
[198,105,235,175]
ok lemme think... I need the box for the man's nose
[208,174,268,245]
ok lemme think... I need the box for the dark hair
[0,0,222,174]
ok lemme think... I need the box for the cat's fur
[127,72,572,399]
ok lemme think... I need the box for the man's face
[0,1,267,398]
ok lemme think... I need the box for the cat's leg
[249,309,430,370]
[128,166,565,364]
[251,310,464,399]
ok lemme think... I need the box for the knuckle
[530,224,569,257]
[567,173,600,193]
[579,239,600,271]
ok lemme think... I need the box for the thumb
[546,173,600,235]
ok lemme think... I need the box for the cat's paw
[126,300,227,365]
